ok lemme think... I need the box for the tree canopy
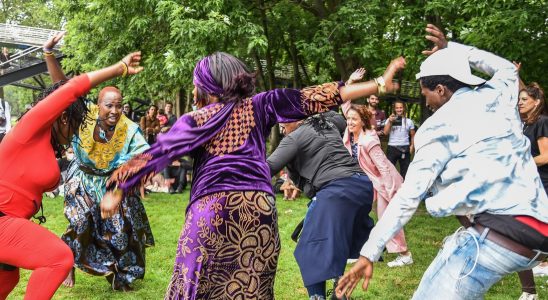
[2,0,548,114]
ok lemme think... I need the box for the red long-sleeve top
[0,75,91,219]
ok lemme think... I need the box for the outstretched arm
[15,52,144,143]
[87,51,143,87]
[256,58,405,130]
[339,58,405,102]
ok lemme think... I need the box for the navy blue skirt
[294,173,374,286]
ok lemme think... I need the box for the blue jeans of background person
[412,227,540,300]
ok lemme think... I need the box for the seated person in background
[272,169,301,200]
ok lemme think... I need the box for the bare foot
[62,268,75,288]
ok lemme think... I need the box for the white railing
[0,23,63,48]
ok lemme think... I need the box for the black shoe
[169,186,176,194]
[176,186,185,193]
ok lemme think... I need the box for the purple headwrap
[193,57,224,96]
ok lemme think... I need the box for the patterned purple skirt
[165,191,280,300]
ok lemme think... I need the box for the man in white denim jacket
[336,24,548,299]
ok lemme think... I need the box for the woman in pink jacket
[341,69,413,266]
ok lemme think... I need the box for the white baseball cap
[415,48,486,86]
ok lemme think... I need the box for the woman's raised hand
[120,51,144,76]
[43,31,65,50]
[348,68,366,84]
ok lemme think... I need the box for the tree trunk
[256,0,275,90]
[287,33,302,88]
[185,90,193,113]
[332,44,349,81]
[299,56,310,86]
[252,50,267,91]
[175,88,184,116]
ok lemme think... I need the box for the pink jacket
[342,102,403,201]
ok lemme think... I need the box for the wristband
[44,51,54,57]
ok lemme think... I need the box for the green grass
[9,193,547,299]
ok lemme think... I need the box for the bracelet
[43,47,53,52]
[120,61,129,77]
[374,76,386,96]
[44,51,54,57]
[113,188,123,198]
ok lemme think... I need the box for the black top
[267,111,364,198]
[523,114,548,191]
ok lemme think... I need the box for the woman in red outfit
[0,50,143,300]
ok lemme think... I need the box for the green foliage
[2,0,548,112]
[0,0,62,28]
[4,83,39,116]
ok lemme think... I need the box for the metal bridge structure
[0,23,64,90]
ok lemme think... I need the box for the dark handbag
[291,219,305,242]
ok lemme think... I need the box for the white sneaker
[518,292,538,300]
[532,264,548,277]
[387,253,413,267]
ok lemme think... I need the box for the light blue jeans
[412,227,541,300]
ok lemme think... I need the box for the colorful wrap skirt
[61,163,155,287]
[165,191,280,300]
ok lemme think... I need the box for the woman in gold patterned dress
[40,34,154,291]
[60,87,154,291]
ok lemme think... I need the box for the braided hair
[304,112,335,136]
[19,80,91,158]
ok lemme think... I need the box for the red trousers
[0,215,73,300]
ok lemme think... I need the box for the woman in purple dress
[102,52,406,299]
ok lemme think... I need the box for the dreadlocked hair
[304,112,334,135]
[20,80,92,158]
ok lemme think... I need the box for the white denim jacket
[360,42,548,261]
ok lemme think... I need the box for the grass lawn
[9,192,547,299]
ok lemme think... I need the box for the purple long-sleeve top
[108,82,344,205]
